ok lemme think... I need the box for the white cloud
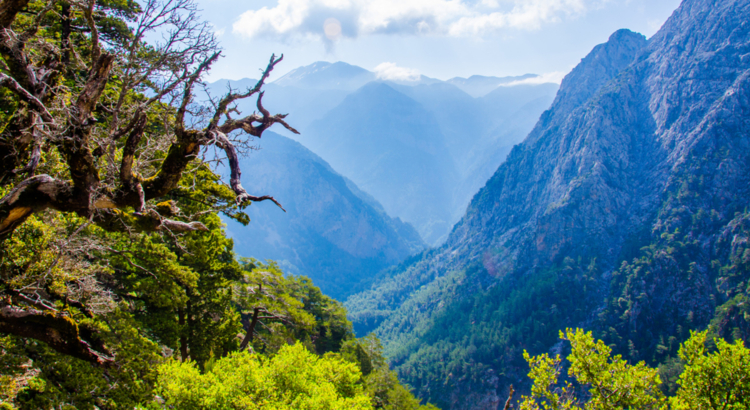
[501,71,567,86]
[374,62,421,81]
[232,0,595,41]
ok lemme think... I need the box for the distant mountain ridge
[345,0,750,408]
[273,61,376,90]
[212,62,559,245]
[305,82,459,244]
[446,74,539,97]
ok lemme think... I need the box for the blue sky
[195,0,681,82]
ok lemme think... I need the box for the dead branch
[0,73,54,122]
[207,130,286,210]
[503,385,514,410]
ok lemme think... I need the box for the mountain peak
[272,61,375,90]
[547,28,646,117]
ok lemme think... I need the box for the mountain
[345,0,750,408]
[223,132,424,300]
[446,74,539,97]
[304,82,459,245]
[388,81,559,226]
[272,61,376,91]
[209,65,558,245]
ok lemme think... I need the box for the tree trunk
[239,308,261,351]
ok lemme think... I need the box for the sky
[194,0,682,82]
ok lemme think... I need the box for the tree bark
[0,0,30,29]
[0,306,113,366]
[239,307,261,351]
[503,385,514,410]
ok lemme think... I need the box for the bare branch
[0,73,54,122]
[216,93,300,137]
[119,112,148,185]
[208,130,286,211]
[19,0,56,42]
[75,0,101,64]
[94,209,208,233]
[208,53,283,130]
[503,385,514,410]
[175,51,220,128]
[75,52,115,121]
[0,175,69,241]
[11,115,43,177]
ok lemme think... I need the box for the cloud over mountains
[374,62,421,81]
[233,0,593,42]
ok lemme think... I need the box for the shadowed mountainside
[224,132,424,300]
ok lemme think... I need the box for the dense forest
[0,0,435,408]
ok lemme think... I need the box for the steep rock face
[346,0,750,408]
[449,28,652,274]
[224,132,424,300]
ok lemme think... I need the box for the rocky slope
[345,0,750,408]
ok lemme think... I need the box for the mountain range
[209,62,559,245]
[345,0,750,408]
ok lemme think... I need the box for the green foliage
[339,335,438,410]
[521,329,750,410]
[349,256,600,407]
[13,310,162,410]
[520,329,664,410]
[154,342,372,410]
[0,4,434,410]
[670,330,750,409]
[235,259,353,355]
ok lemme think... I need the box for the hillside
[224,132,424,300]
[345,0,750,408]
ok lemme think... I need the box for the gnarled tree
[0,0,296,367]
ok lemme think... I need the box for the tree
[340,334,440,410]
[670,330,750,410]
[520,328,750,410]
[0,0,296,366]
[154,342,373,410]
[520,329,665,410]
[234,259,355,356]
